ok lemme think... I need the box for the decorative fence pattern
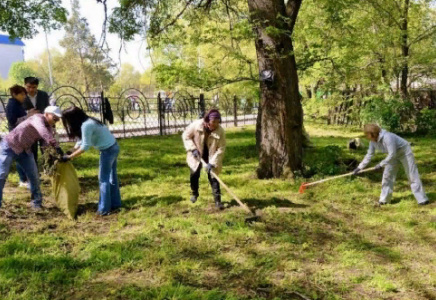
[0,86,258,142]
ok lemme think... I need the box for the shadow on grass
[228,197,308,210]
[347,233,402,263]
[426,192,436,202]
[78,172,157,193]
[224,144,258,165]
[77,188,181,216]
[77,202,98,216]
[123,195,184,209]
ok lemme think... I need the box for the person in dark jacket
[5,85,38,188]
[23,77,51,164]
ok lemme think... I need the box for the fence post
[158,92,164,135]
[233,95,238,127]
[199,93,205,119]
[121,108,126,139]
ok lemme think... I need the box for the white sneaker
[18,182,30,189]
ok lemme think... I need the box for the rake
[299,167,377,194]
[200,158,260,223]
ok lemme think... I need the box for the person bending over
[354,124,428,206]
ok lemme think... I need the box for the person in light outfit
[61,106,121,216]
[182,109,226,209]
[353,124,429,206]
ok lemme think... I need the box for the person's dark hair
[62,106,103,139]
[24,77,39,85]
[204,109,222,123]
[9,85,27,97]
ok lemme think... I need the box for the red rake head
[299,183,308,194]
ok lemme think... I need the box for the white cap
[44,106,62,118]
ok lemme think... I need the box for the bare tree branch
[151,0,195,37]
[408,74,427,87]
[297,57,334,71]
[391,0,403,14]
[96,0,108,49]
[285,0,303,34]
[204,76,259,91]
[409,25,436,46]
[366,0,402,29]
[197,0,215,11]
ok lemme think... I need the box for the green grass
[1,124,436,299]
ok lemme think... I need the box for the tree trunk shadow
[226,197,308,210]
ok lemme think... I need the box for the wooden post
[233,95,238,127]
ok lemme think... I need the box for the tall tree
[295,0,436,128]
[306,0,436,99]
[8,62,37,85]
[59,0,113,94]
[105,0,305,179]
[0,0,66,39]
[109,63,142,95]
[249,0,303,178]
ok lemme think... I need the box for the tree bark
[400,0,410,99]
[248,0,304,179]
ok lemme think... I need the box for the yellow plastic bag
[52,162,80,219]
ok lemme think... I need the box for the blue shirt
[75,119,116,151]
[6,98,27,131]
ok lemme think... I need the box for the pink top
[4,114,58,154]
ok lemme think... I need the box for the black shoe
[419,201,429,206]
[31,204,43,211]
[190,193,199,203]
[378,201,387,206]
[213,193,223,209]
[215,201,224,209]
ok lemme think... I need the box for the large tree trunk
[248,0,304,179]
[400,0,410,99]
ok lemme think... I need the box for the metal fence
[0,86,258,142]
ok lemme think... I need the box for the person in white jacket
[182,109,226,209]
[353,124,429,205]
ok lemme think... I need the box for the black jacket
[23,90,50,112]
[6,98,27,131]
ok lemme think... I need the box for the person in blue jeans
[0,106,63,210]
[61,106,121,216]
[5,85,37,188]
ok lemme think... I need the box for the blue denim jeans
[97,143,121,215]
[0,140,42,208]
[16,162,28,183]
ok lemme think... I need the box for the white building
[0,34,25,79]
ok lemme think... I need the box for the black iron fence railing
[0,86,258,142]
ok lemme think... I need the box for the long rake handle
[304,167,377,187]
[200,158,253,215]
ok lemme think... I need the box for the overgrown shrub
[359,96,414,132]
[304,145,347,177]
[416,108,436,134]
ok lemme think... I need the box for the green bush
[416,108,436,133]
[359,96,414,132]
[304,145,347,177]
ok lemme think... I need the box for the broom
[299,167,377,194]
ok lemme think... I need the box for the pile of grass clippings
[41,146,61,176]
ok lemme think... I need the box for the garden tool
[299,167,377,194]
[200,158,261,223]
